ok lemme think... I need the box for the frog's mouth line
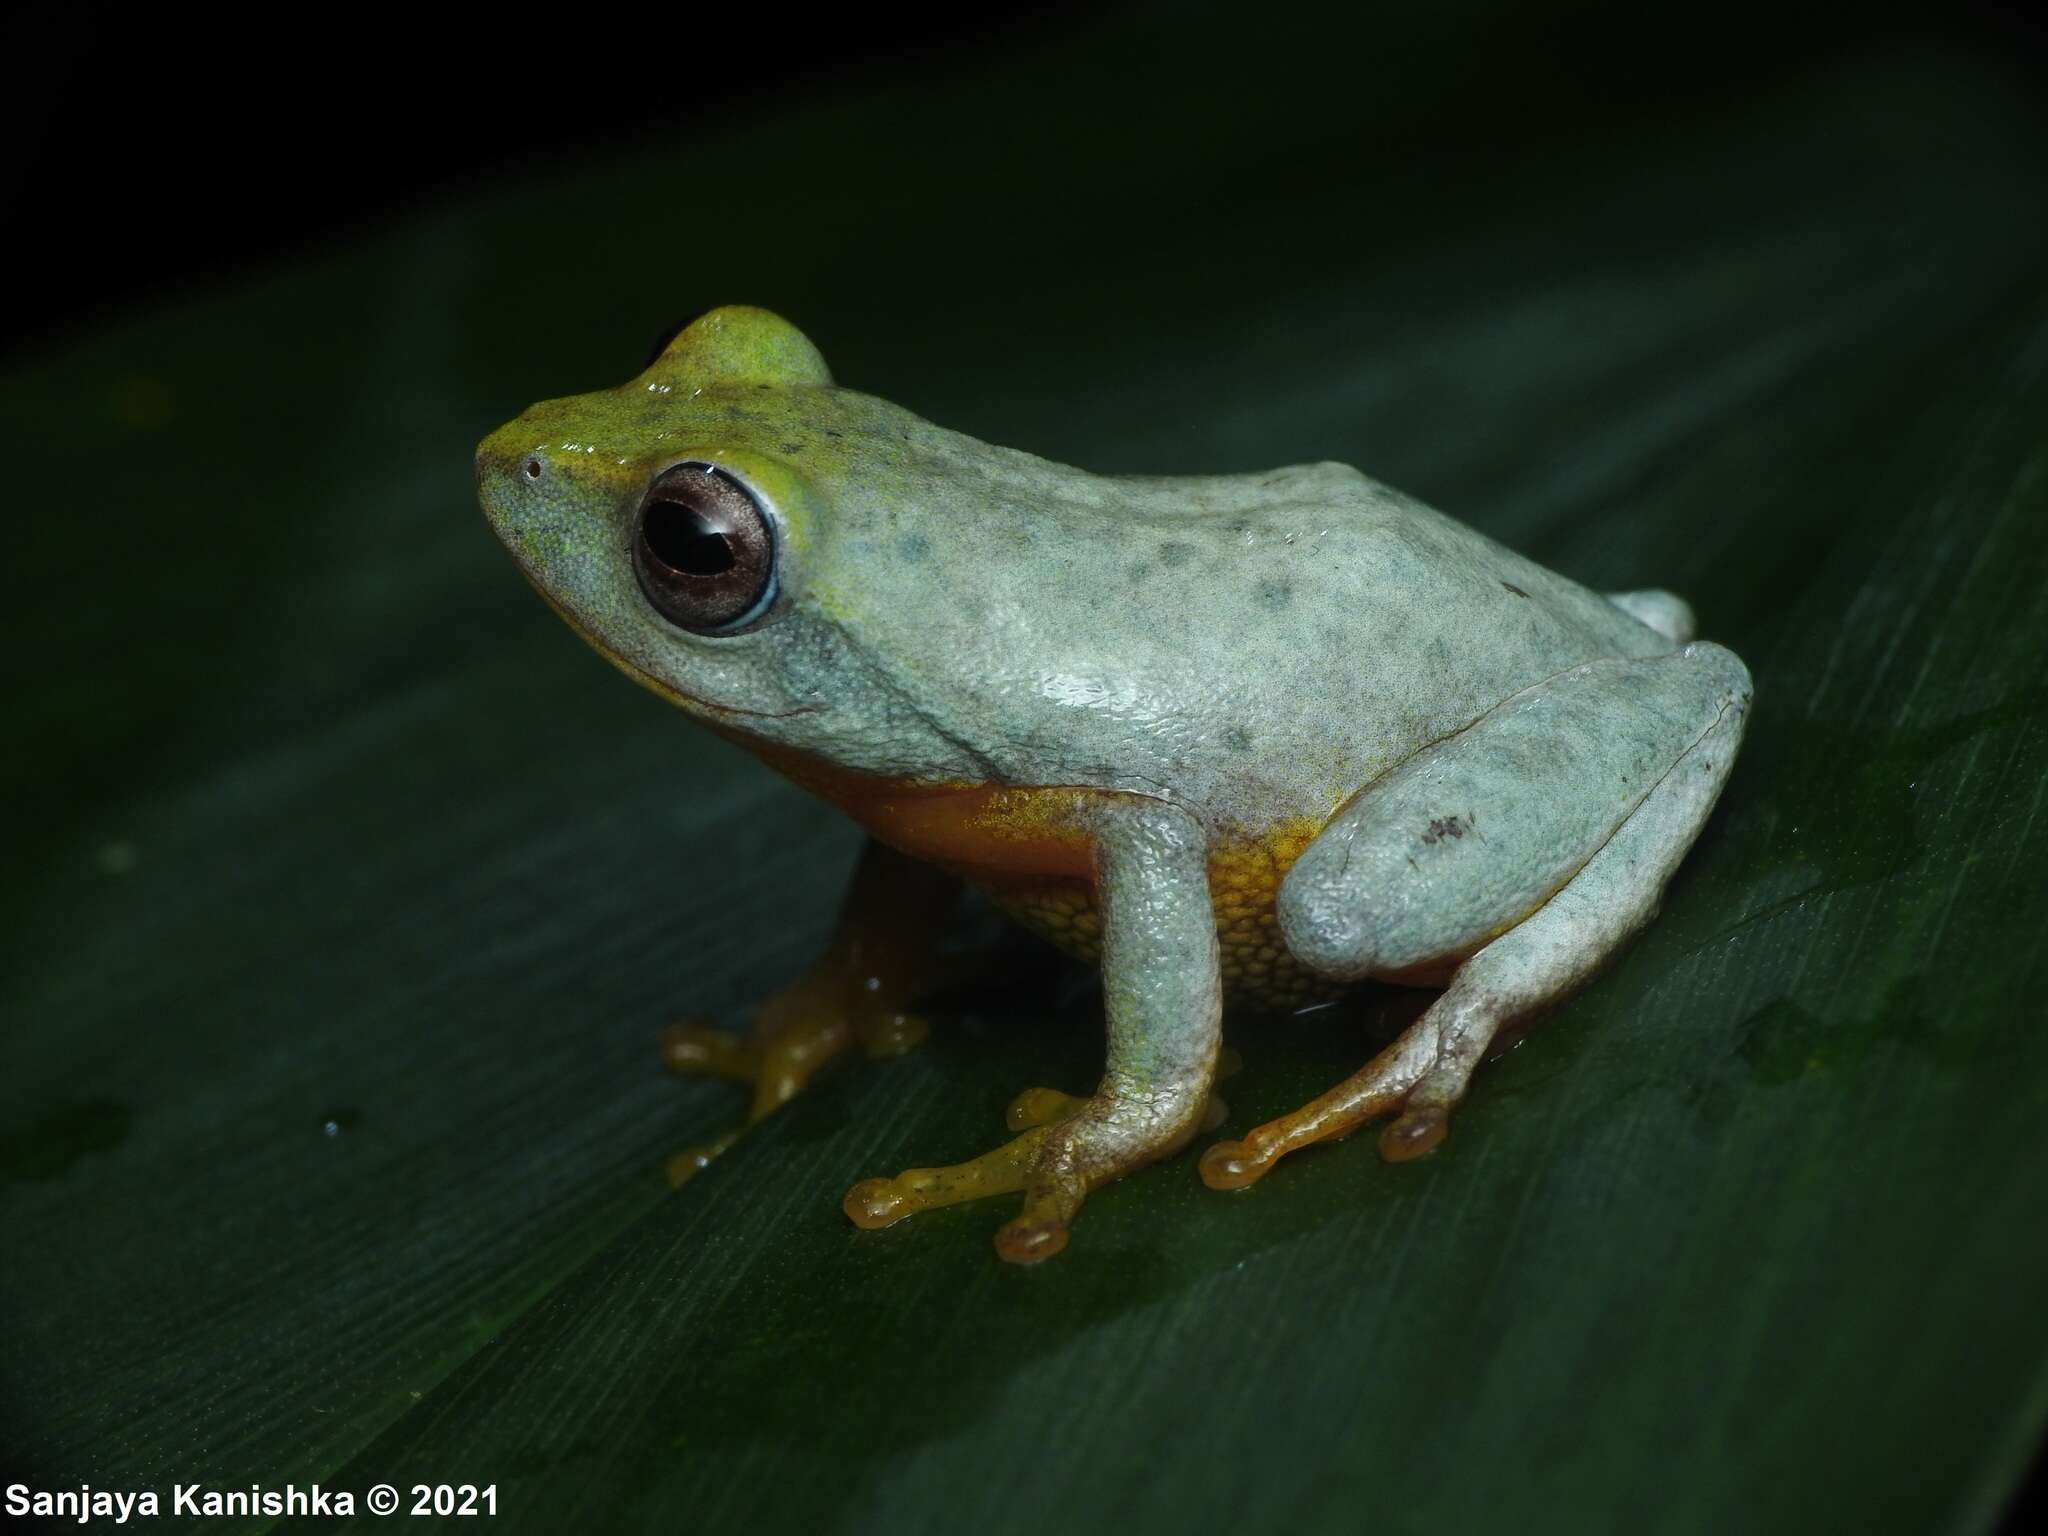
[516,566,822,722]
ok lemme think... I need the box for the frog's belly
[980,827,1343,1010]
[755,753,1346,1006]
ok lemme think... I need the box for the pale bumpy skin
[476,306,1752,1263]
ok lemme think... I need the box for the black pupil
[642,499,735,577]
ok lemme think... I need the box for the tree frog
[475,306,1751,1264]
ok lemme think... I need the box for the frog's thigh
[1206,644,1750,1188]
[844,800,1222,1264]
[1279,643,1751,984]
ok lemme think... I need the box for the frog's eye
[631,463,778,634]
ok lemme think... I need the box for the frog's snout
[473,427,579,578]
[473,430,548,521]
[476,431,593,568]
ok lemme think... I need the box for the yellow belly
[982,825,1341,1009]
[750,745,1343,1010]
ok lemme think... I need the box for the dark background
[4,1,2043,358]
[4,2,2045,1531]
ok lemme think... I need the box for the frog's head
[474,306,1005,781]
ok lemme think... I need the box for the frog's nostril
[522,457,543,481]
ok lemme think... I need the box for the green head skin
[478,305,1106,788]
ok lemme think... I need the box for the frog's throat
[746,743,1110,880]
[521,570,820,723]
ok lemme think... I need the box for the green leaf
[5,14,2045,1535]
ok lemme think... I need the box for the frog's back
[887,456,1679,840]
[1111,460,1662,682]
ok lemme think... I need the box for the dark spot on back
[1502,581,1530,598]
[1421,815,1467,844]
[1158,541,1195,569]
[1256,577,1295,610]
[1224,725,1254,752]
[781,441,803,454]
[898,532,931,562]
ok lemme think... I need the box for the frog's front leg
[845,800,1222,1264]
[1203,641,1751,1188]
[661,837,959,1185]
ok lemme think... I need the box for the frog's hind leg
[1202,642,1750,1189]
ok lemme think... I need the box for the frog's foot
[846,1070,1217,1264]
[660,1023,762,1084]
[660,980,931,1187]
[662,1127,742,1188]
[1199,992,1496,1188]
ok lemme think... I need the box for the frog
[474,305,1752,1265]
